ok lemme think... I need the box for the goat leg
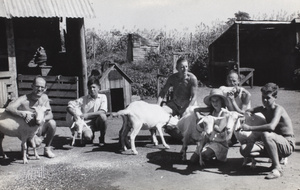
[196,141,205,167]
[150,129,158,146]
[156,124,169,149]
[180,137,188,161]
[21,141,29,164]
[29,137,40,160]
[0,134,8,159]
[129,122,143,155]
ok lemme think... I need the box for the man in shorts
[5,76,56,158]
[240,83,295,179]
[157,57,198,139]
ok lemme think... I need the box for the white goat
[221,108,288,168]
[0,103,50,164]
[116,101,179,155]
[66,108,89,146]
[178,107,225,166]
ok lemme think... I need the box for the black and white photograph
[0,0,300,189]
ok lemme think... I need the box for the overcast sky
[85,0,300,32]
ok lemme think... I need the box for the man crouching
[67,76,108,146]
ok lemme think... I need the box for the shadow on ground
[146,150,273,177]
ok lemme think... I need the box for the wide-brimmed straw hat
[203,88,228,107]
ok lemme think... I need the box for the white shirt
[68,94,108,114]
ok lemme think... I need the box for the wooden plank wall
[18,74,79,126]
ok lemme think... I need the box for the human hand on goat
[21,112,34,123]
[241,123,251,131]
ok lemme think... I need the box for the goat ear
[221,108,228,112]
[70,122,75,129]
[213,116,225,122]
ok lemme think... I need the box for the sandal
[265,169,283,180]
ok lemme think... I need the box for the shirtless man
[5,76,56,158]
[157,57,198,139]
[220,70,251,145]
[220,70,251,114]
[240,83,295,179]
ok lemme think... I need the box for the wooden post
[79,18,88,96]
[236,23,240,77]
[6,19,18,98]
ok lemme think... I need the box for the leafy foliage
[85,11,300,96]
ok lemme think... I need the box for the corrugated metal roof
[0,0,95,18]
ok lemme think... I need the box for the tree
[226,11,251,25]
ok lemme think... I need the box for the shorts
[255,134,295,158]
[165,100,187,117]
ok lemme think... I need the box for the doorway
[110,88,124,112]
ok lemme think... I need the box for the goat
[115,101,179,155]
[66,108,89,146]
[0,102,50,164]
[178,107,225,166]
[220,108,288,168]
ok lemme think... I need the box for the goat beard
[27,117,44,127]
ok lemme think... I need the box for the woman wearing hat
[191,88,232,164]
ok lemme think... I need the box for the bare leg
[40,120,56,158]
[261,132,281,170]
[95,113,107,146]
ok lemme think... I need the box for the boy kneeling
[240,83,295,179]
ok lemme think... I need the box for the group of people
[4,57,295,180]
[5,74,108,158]
[157,57,295,180]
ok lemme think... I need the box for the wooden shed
[127,33,160,62]
[0,0,95,125]
[99,63,133,112]
[208,19,300,88]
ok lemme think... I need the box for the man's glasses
[34,85,46,90]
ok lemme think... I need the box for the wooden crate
[18,74,79,126]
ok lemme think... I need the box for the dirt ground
[0,87,299,190]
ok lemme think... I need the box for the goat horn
[70,122,75,129]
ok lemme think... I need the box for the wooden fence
[18,74,79,126]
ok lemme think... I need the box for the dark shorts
[165,100,187,117]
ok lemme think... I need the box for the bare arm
[157,76,173,105]
[44,98,54,121]
[242,105,282,132]
[228,88,251,114]
[188,75,198,107]
[5,95,28,118]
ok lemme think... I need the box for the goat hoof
[132,150,138,155]
[164,145,170,149]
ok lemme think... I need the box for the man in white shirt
[67,76,108,146]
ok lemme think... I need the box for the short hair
[227,70,241,81]
[87,76,101,88]
[90,69,102,80]
[176,56,188,69]
[261,83,278,98]
[32,75,47,86]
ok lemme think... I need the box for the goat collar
[165,115,172,126]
